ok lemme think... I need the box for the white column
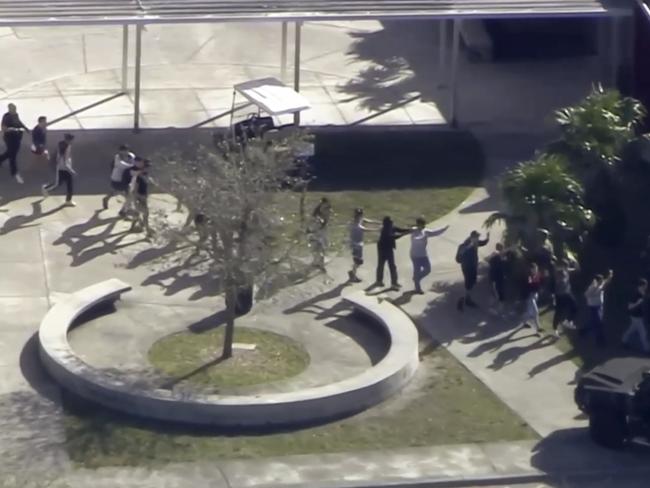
[293,21,302,126]
[611,16,621,88]
[121,25,129,92]
[133,24,143,132]
[281,22,288,82]
[438,19,448,87]
[449,19,461,127]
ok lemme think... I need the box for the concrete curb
[265,467,650,488]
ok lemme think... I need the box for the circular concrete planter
[39,279,419,427]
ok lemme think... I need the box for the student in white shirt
[580,270,613,346]
[42,134,76,206]
[102,144,135,215]
[348,208,380,283]
[409,217,449,294]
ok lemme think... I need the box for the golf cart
[229,77,312,144]
[575,357,650,448]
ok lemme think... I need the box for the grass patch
[293,186,476,253]
[63,345,534,468]
[148,327,310,393]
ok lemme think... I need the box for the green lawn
[149,327,310,393]
[294,186,476,253]
[63,345,535,468]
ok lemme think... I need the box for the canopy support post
[133,23,143,133]
[281,22,288,82]
[121,24,129,92]
[293,21,302,126]
[449,18,461,127]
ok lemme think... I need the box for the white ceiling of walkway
[0,0,633,26]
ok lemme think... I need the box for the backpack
[455,242,467,264]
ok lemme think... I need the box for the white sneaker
[64,200,76,207]
[15,174,24,184]
[564,321,577,330]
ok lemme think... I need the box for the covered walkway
[0,0,634,130]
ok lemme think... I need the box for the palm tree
[486,153,593,251]
[553,84,645,171]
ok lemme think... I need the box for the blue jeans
[583,306,606,345]
[411,256,431,290]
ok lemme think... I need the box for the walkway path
[0,129,644,487]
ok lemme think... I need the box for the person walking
[581,270,614,346]
[102,144,135,215]
[552,258,579,337]
[128,157,152,236]
[0,103,30,183]
[42,134,76,206]
[519,262,543,336]
[487,242,507,315]
[456,230,490,310]
[622,279,650,352]
[375,216,410,289]
[348,208,380,283]
[409,217,449,294]
[30,116,49,161]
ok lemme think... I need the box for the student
[42,134,76,206]
[312,197,332,226]
[348,208,379,283]
[128,157,152,236]
[308,214,328,273]
[31,116,49,160]
[456,230,490,310]
[553,259,579,337]
[409,217,449,294]
[622,279,649,352]
[520,262,543,336]
[487,242,507,314]
[0,103,30,183]
[581,270,614,346]
[102,144,135,214]
[375,216,410,289]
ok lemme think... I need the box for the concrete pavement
[0,21,602,131]
[0,129,645,487]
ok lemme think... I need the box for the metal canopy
[0,0,633,26]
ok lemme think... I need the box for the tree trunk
[222,285,237,359]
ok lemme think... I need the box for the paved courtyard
[0,20,602,131]
[0,128,649,487]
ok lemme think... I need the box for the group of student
[484,231,650,350]
[0,103,152,235]
[308,199,490,299]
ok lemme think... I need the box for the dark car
[575,357,650,449]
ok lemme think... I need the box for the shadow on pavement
[0,199,65,235]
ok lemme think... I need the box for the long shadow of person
[488,334,559,371]
[0,199,65,235]
[52,210,140,267]
[283,282,350,316]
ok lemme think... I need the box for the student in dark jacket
[457,230,489,310]
[31,116,48,159]
[374,216,410,289]
[0,103,30,183]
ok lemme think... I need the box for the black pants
[45,170,74,201]
[0,134,22,176]
[376,248,398,285]
[553,293,577,329]
[462,263,478,291]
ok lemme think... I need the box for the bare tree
[153,131,313,358]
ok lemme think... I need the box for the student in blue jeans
[409,217,449,294]
[581,270,614,346]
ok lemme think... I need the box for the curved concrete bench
[39,281,419,427]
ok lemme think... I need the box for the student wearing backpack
[102,144,135,215]
[456,230,489,311]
